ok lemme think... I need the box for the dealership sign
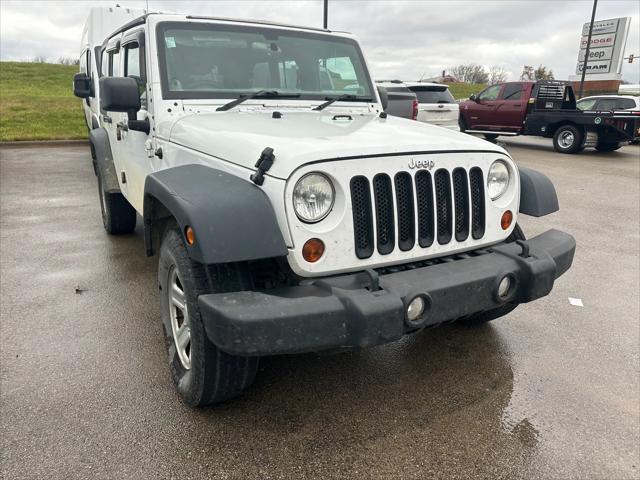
[575,17,631,77]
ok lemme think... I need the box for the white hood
[168,110,506,179]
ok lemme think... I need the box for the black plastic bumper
[199,229,575,356]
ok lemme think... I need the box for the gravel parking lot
[1,138,638,479]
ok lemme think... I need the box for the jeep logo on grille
[408,158,435,170]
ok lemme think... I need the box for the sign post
[578,0,598,98]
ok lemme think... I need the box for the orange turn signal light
[302,238,325,263]
[501,210,513,230]
[185,226,196,246]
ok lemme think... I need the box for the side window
[577,98,597,110]
[108,50,120,77]
[617,98,636,110]
[100,49,108,77]
[124,43,146,109]
[501,83,523,101]
[595,98,618,111]
[478,84,501,101]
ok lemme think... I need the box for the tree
[521,64,554,81]
[31,56,48,63]
[449,64,489,84]
[533,64,554,80]
[488,66,509,84]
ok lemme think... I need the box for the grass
[0,61,487,141]
[0,62,86,141]
[448,83,486,100]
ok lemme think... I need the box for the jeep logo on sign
[408,158,435,170]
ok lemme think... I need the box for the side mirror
[73,73,91,99]
[100,76,141,113]
[377,86,389,110]
[100,77,149,134]
[469,93,478,102]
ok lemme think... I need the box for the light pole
[323,0,328,29]
[578,0,598,98]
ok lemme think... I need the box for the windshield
[576,98,596,110]
[409,86,455,104]
[157,22,374,100]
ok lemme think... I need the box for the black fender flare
[518,166,559,217]
[143,164,288,264]
[88,128,119,192]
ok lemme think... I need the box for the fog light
[407,296,426,322]
[498,275,512,299]
[302,238,325,263]
[501,210,513,230]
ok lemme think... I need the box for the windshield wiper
[217,90,301,112]
[312,94,373,111]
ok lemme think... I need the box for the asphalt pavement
[1,137,639,479]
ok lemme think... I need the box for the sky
[1,0,639,83]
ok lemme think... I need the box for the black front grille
[394,172,415,251]
[469,167,485,239]
[349,167,485,259]
[415,170,435,248]
[350,176,374,259]
[452,168,469,242]
[373,174,394,255]
[434,169,452,244]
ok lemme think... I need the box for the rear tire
[460,224,525,326]
[97,172,136,234]
[483,133,498,142]
[158,226,258,407]
[553,124,583,154]
[458,115,467,133]
[595,142,621,152]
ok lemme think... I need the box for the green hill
[0,61,485,142]
[0,62,86,141]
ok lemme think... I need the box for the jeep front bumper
[198,229,575,356]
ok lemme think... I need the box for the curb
[0,139,88,148]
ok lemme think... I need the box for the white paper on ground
[568,297,584,307]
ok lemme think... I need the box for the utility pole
[323,0,328,29]
[579,0,598,98]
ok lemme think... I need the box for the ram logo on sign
[575,17,631,77]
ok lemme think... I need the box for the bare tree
[31,56,48,63]
[449,64,489,84]
[520,65,534,81]
[57,56,79,65]
[488,66,509,84]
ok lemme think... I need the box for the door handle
[102,115,112,124]
[514,104,521,107]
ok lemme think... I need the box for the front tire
[158,226,258,406]
[97,172,136,234]
[461,224,525,326]
[595,142,621,152]
[553,124,583,154]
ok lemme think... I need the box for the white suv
[405,82,460,131]
[73,8,575,406]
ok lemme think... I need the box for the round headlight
[487,160,510,200]
[293,173,335,222]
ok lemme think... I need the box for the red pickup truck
[459,81,640,153]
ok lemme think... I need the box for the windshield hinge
[250,147,275,186]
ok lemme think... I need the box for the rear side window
[500,83,524,101]
[409,86,454,104]
[617,98,636,109]
[595,98,619,111]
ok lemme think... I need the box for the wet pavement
[1,138,638,479]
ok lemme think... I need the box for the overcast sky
[1,0,639,83]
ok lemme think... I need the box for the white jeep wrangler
[73,10,575,406]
